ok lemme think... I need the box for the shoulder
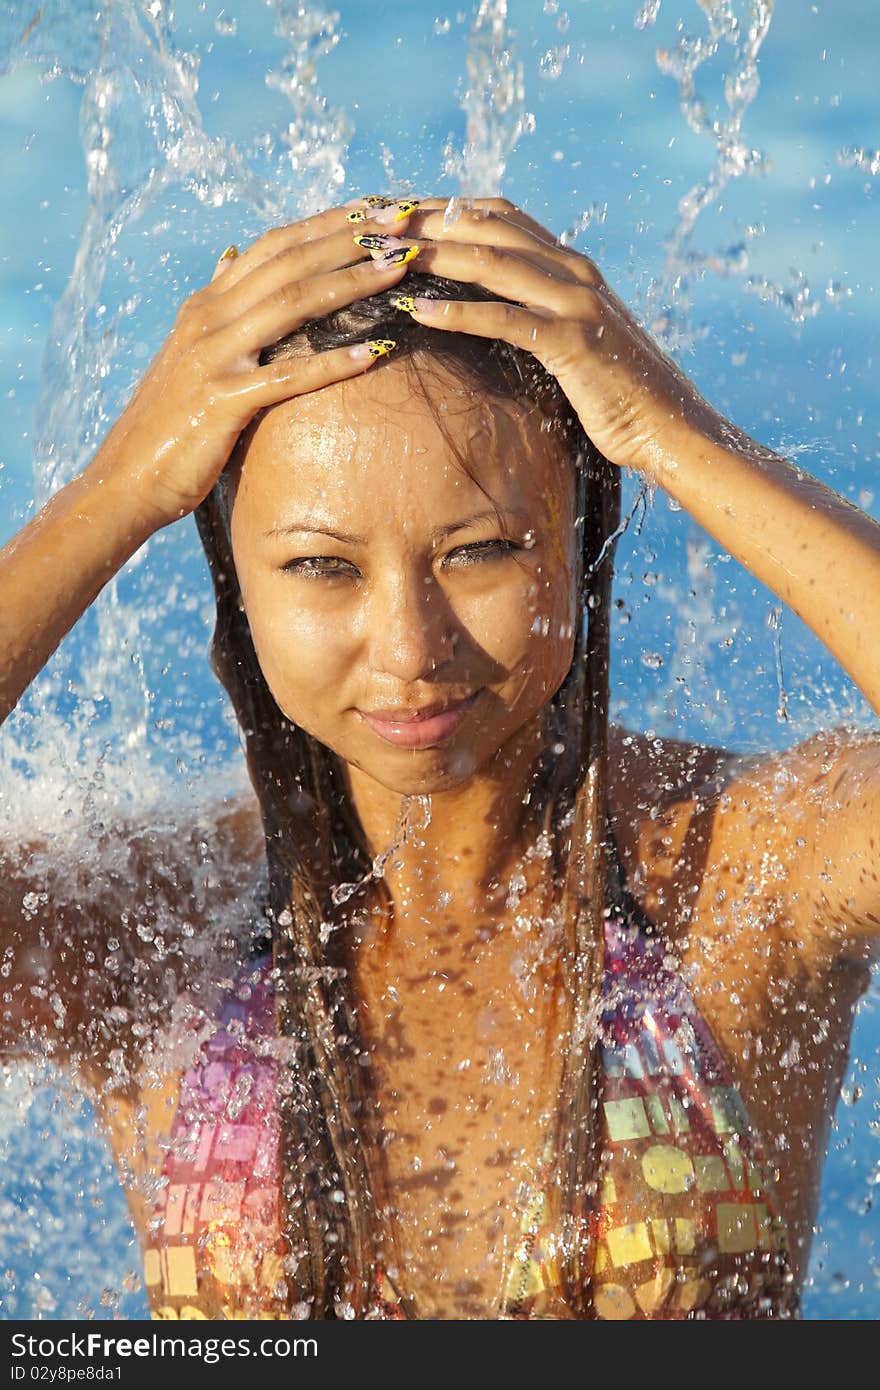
[605,721,796,957]
[606,721,739,896]
[606,720,828,893]
[608,720,880,977]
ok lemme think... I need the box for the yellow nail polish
[391,295,416,313]
[395,244,421,266]
[367,339,397,359]
[394,200,421,222]
[219,244,239,261]
[347,196,394,224]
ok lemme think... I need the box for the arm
[0,457,156,723]
[0,198,421,1060]
[740,726,880,962]
[387,196,880,952]
[1,200,417,724]
[634,417,880,718]
[397,198,880,716]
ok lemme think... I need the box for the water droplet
[538,46,570,81]
[640,651,665,671]
[634,0,661,30]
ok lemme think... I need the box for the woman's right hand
[98,198,419,535]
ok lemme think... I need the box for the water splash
[330,795,433,907]
[264,1,352,216]
[635,0,663,28]
[0,0,876,1323]
[766,603,789,722]
[558,201,608,248]
[837,146,880,178]
[640,0,775,351]
[443,0,529,195]
[0,1,351,838]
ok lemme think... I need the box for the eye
[281,556,361,580]
[443,539,521,568]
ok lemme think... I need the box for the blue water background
[0,0,878,1318]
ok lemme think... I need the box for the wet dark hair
[194,270,626,1318]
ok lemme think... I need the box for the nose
[368,570,456,683]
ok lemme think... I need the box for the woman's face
[229,354,578,796]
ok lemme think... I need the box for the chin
[342,741,487,796]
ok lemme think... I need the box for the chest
[128,929,797,1321]
[354,948,565,1317]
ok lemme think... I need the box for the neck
[341,708,561,923]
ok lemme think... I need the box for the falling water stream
[0,0,877,1318]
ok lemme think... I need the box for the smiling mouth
[357,692,480,748]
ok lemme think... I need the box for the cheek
[522,576,577,697]
[460,562,575,690]
[243,579,354,723]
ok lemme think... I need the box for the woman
[1,195,878,1320]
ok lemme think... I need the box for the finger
[397,296,559,361]
[343,197,421,227]
[225,339,399,413]
[405,197,564,251]
[210,199,418,291]
[207,211,349,290]
[356,230,571,297]
[410,206,600,287]
[212,252,420,359]
[410,239,589,317]
[211,223,414,317]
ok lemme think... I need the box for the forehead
[233,355,572,533]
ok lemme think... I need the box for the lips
[357,692,479,749]
[365,698,469,723]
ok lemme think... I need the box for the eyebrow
[264,508,530,544]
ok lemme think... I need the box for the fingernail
[343,194,392,221]
[393,294,437,315]
[219,244,239,261]
[374,244,420,269]
[366,339,397,360]
[349,339,397,363]
[352,232,407,251]
[373,199,419,225]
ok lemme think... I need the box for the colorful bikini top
[143,914,798,1320]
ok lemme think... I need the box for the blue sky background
[0,0,878,1319]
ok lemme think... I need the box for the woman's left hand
[373,197,719,475]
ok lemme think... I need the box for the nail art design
[352,233,400,250]
[377,244,421,267]
[391,294,416,313]
[367,339,397,359]
[219,244,240,261]
[373,200,419,225]
[344,195,392,222]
